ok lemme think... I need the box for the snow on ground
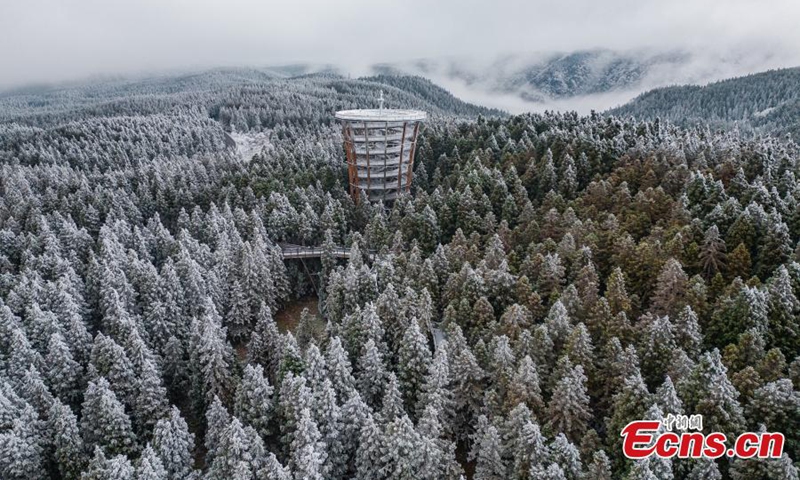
[228,130,272,161]
[753,107,776,118]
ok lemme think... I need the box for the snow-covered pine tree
[546,364,591,442]
[397,321,431,412]
[289,408,327,480]
[48,399,88,480]
[356,338,388,408]
[152,406,195,480]
[80,377,138,457]
[135,444,168,480]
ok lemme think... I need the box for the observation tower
[335,92,426,202]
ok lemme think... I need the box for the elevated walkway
[278,243,375,261]
[279,243,351,259]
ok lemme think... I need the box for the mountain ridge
[608,66,800,139]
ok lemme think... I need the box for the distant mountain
[608,67,800,139]
[375,50,689,101]
[367,48,797,113]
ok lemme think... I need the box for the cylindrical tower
[335,107,426,202]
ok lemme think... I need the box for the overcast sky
[2,0,800,88]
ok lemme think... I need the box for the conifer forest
[0,69,799,480]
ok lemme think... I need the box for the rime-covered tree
[189,300,236,410]
[247,302,283,380]
[354,413,384,480]
[473,423,506,480]
[204,395,231,465]
[679,349,745,438]
[325,337,357,400]
[507,355,544,415]
[381,414,426,480]
[356,338,388,408]
[289,408,327,480]
[82,447,135,480]
[546,364,591,442]
[136,444,168,480]
[134,357,169,439]
[234,364,274,440]
[397,321,431,411]
[0,405,44,480]
[152,406,195,480]
[44,332,84,408]
[80,377,138,457]
[700,226,727,278]
[48,399,88,480]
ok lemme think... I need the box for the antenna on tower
[379,90,384,111]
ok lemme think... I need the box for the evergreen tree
[0,405,44,480]
[190,300,236,409]
[651,258,688,316]
[136,444,168,480]
[748,379,800,456]
[548,433,585,480]
[700,226,727,278]
[397,321,431,411]
[679,349,745,438]
[381,415,425,480]
[207,418,262,480]
[44,332,84,408]
[673,306,703,358]
[354,413,384,480]
[204,395,231,465]
[766,265,800,355]
[687,458,722,480]
[757,216,792,277]
[473,423,506,480]
[152,406,195,480]
[289,408,327,480]
[234,364,274,439]
[381,372,405,420]
[507,355,544,415]
[417,343,452,420]
[82,447,135,480]
[80,377,138,457]
[606,373,652,469]
[339,392,371,476]
[48,399,88,480]
[134,357,169,439]
[606,267,632,315]
[325,337,357,400]
[277,373,312,453]
[586,450,613,480]
[247,302,282,380]
[311,379,345,478]
[88,333,139,409]
[546,364,591,442]
[356,338,388,408]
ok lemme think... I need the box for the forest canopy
[0,69,798,480]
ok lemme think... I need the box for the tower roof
[334,109,427,122]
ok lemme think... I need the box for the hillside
[0,69,502,170]
[608,67,800,139]
[0,69,501,129]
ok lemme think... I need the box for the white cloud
[1,0,799,88]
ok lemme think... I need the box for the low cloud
[2,0,799,93]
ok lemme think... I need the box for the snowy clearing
[228,130,273,161]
